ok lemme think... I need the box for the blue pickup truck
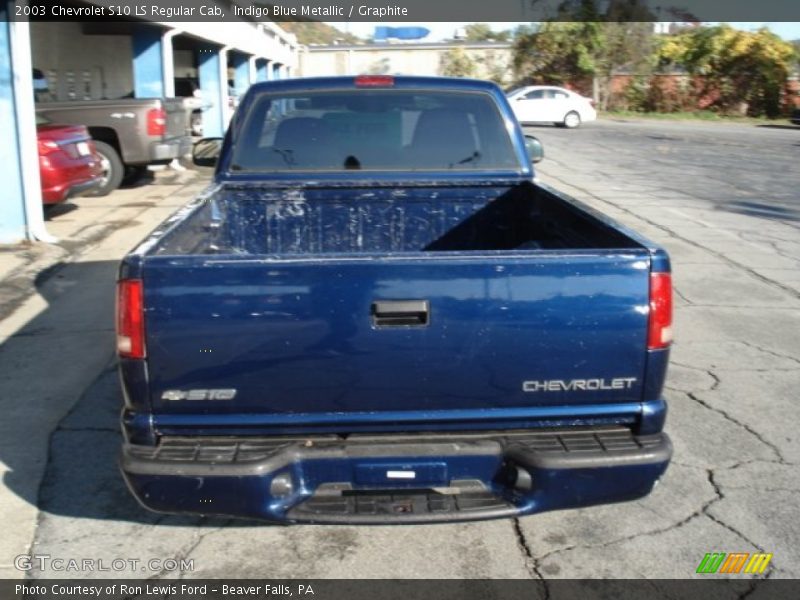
[116,76,673,524]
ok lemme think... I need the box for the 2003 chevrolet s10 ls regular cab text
[116,76,673,524]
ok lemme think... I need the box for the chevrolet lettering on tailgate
[522,378,638,393]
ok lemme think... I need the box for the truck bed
[129,180,657,434]
[152,181,641,257]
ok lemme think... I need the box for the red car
[37,115,103,204]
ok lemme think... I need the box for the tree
[512,22,601,89]
[513,18,656,110]
[439,47,477,78]
[512,0,662,108]
[464,23,510,43]
[593,22,656,110]
[476,51,511,86]
[278,22,361,46]
[658,25,797,116]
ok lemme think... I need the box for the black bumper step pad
[289,489,513,522]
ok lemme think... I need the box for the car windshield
[230,89,520,172]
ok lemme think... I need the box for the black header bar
[4,0,800,23]
[5,579,800,600]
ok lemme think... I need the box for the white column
[162,29,181,97]
[248,56,258,84]
[9,20,55,242]
[219,46,231,124]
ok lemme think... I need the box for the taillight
[147,108,166,136]
[117,279,145,359]
[648,272,672,350]
[355,75,394,87]
[38,139,59,155]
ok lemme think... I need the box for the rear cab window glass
[230,90,519,172]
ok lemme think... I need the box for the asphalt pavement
[0,117,798,583]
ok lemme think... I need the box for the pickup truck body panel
[144,253,649,418]
[118,76,672,523]
[36,97,189,165]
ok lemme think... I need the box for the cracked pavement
[522,118,800,580]
[1,118,798,581]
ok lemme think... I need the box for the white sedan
[507,86,597,128]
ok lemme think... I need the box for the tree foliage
[657,25,797,116]
[512,17,798,117]
[476,51,511,86]
[463,23,510,43]
[513,22,601,88]
[593,22,657,110]
[513,20,654,109]
[439,47,477,78]
[278,22,361,46]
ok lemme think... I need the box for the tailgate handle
[372,300,429,327]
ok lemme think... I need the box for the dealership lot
[0,118,798,582]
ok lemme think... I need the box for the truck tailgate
[142,251,651,429]
[162,97,189,139]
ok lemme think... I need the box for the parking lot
[0,117,798,583]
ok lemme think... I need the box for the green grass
[603,110,787,125]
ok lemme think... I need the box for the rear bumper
[121,427,671,524]
[149,135,192,162]
[66,176,103,198]
[41,176,103,204]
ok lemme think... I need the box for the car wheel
[86,141,124,196]
[563,111,582,129]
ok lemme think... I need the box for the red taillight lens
[117,279,145,359]
[37,139,59,155]
[648,272,673,350]
[355,75,395,87]
[147,108,167,136]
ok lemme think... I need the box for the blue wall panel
[256,59,269,82]
[132,26,164,98]
[230,52,250,98]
